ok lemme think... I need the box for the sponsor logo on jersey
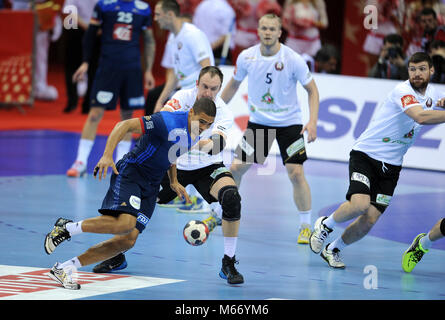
[113,23,133,41]
[261,91,274,105]
[404,128,414,139]
[376,194,392,206]
[129,195,141,210]
[137,213,149,226]
[286,138,305,157]
[135,0,149,10]
[166,98,182,111]
[401,94,419,108]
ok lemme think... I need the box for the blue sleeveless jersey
[121,111,194,183]
[92,0,152,70]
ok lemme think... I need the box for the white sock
[66,221,83,236]
[323,212,337,230]
[76,139,94,165]
[328,236,347,251]
[224,237,237,258]
[420,232,433,250]
[59,256,82,269]
[299,210,312,226]
[116,140,132,162]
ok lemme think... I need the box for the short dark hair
[420,7,437,19]
[383,33,404,47]
[160,0,180,16]
[314,44,339,62]
[198,66,224,84]
[408,52,433,67]
[430,40,445,50]
[192,97,216,117]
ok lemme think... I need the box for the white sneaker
[321,245,346,269]
[309,216,333,254]
[66,161,87,177]
[48,263,81,290]
[35,84,58,101]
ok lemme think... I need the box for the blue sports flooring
[0,129,445,301]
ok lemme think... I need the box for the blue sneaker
[176,196,209,213]
[158,196,186,208]
[93,253,128,273]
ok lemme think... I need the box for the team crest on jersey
[401,94,419,108]
[261,90,274,104]
[166,98,182,111]
[404,128,414,139]
[275,61,284,71]
[426,97,433,108]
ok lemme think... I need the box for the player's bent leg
[81,106,105,140]
[230,159,252,188]
[80,213,137,235]
[81,228,140,271]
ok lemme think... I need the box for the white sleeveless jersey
[161,23,215,89]
[353,80,442,165]
[164,88,234,170]
[233,43,313,127]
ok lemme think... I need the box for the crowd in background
[2,0,445,109]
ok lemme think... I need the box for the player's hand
[170,182,191,204]
[144,70,155,90]
[94,155,119,180]
[301,121,317,143]
[436,98,445,108]
[73,62,89,83]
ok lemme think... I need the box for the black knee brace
[218,185,241,221]
[440,218,445,236]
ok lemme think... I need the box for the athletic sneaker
[47,263,80,290]
[202,215,218,232]
[93,253,128,273]
[176,196,209,213]
[402,233,429,273]
[297,223,312,244]
[321,244,345,269]
[309,216,333,254]
[44,218,72,255]
[210,209,222,226]
[66,161,87,177]
[219,255,244,285]
[158,196,186,208]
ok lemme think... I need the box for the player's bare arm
[405,104,445,124]
[143,28,156,89]
[94,118,143,180]
[167,164,191,203]
[155,69,178,112]
[220,78,241,104]
[302,79,320,143]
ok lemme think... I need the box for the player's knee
[350,197,370,215]
[115,215,136,234]
[287,165,305,185]
[218,185,241,221]
[88,108,104,123]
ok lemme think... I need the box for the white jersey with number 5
[164,87,234,170]
[353,80,442,165]
[233,43,313,127]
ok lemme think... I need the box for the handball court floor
[1,70,445,303]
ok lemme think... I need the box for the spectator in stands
[193,0,236,65]
[420,7,445,54]
[282,0,328,56]
[430,39,445,83]
[314,44,339,74]
[368,34,408,80]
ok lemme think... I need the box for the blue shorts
[90,67,145,110]
[98,159,159,233]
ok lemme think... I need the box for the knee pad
[440,218,445,236]
[218,185,241,221]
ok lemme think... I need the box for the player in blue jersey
[44,97,216,290]
[67,0,156,178]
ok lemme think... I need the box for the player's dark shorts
[234,121,307,165]
[157,162,233,204]
[98,159,160,234]
[90,66,145,110]
[346,150,402,213]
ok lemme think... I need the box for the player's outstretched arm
[94,118,143,180]
[405,101,445,124]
